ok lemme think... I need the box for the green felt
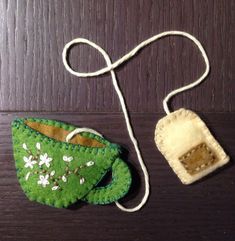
[83,158,132,204]
[12,118,132,208]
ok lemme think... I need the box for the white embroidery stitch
[50,170,55,176]
[63,155,73,162]
[37,174,50,187]
[36,142,41,150]
[52,186,59,191]
[22,143,28,150]
[22,142,95,191]
[86,161,94,166]
[25,172,31,181]
[39,153,52,167]
[24,156,37,169]
[80,177,85,184]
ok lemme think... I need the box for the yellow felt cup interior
[25,121,105,148]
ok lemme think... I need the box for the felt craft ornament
[12,118,132,208]
[155,109,229,184]
[12,31,229,212]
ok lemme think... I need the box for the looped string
[62,31,210,212]
[66,127,103,143]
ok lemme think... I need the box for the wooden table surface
[0,1,234,240]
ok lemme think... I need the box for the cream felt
[155,108,229,184]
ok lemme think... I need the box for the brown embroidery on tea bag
[179,143,218,175]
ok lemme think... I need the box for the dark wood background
[0,1,234,240]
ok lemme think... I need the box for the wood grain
[0,0,234,241]
[0,0,234,112]
[1,112,235,241]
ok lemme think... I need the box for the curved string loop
[62,31,210,114]
[66,127,103,143]
[62,31,210,212]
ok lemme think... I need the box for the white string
[62,31,210,114]
[62,31,210,212]
[66,127,103,143]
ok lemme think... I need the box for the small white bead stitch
[50,170,55,176]
[36,142,41,150]
[22,143,28,150]
[52,186,59,191]
[86,161,94,166]
[62,176,67,182]
[80,178,85,185]
[25,172,31,181]
[63,155,73,162]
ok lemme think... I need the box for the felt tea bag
[151,32,229,184]
[155,109,229,184]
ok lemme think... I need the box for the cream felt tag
[155,108,229,184]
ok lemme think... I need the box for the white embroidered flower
[63,155,73,162]
[50,170,55,176]
[39,153,52,167]
[37,174,50,187]
[25,172,31,181]
[52,186,59,191]
[22,143,28,150]
[86,161,94,167]
[80,177,85,184]
[62,175,67,182]
[36,142,41,150]
[24,156,37,169]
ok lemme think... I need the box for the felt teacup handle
[82,158,132,205]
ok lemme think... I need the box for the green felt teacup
[12,118,131,208]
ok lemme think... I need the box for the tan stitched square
[179,143,218,175]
